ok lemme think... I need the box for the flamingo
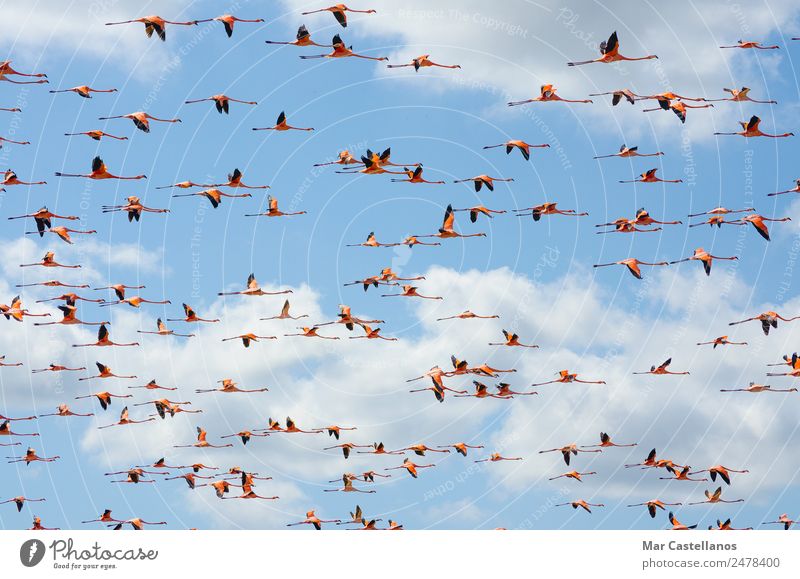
[555,500,604,513]
[30,363,84,375]
[0,355,21,367]
[625,448,660,469]
[642,98,714,123]
[137,318,194,338]
[714,115,793,138]
[514,202,588,221]
[768,179,800,197]
[313,150,360,167]
[706,87,776,104]
[49,85,117,98]
[475,453,523,463]
[730,311,799,336]
[549,470,596,482]
[25,225,96,244]
[301,5,376,28]
[7,447,59,465]
[633,358,690,376]
[620,168,682,184]
[471,363,517,377]
[192,15,264,37]
[110,519,167,530]
[74,390,132,410]
[252,111,314,132]
[709,518,752,531]
[582,432,637,449]
[155,180,214,189]
[508,84,592,106]
[400,235,441,247]
[659,466,708,482]
[728,213,791,241]
[1,296,51,321]
[286,510,341,530]
[390,165,445,184]
[174,427,234,449]
[0,420,38,437]
[98,111,181,132]
[488,329,539,349]
[349,324,397,341]
[30,517,60,530]
[196,378,268,394]
[0,61,47,79]
[245,195,307,217]
[55,156,146,180]
[100,295,170,309]
[483,140,549,161]
[223,487,279,501]
[324,442,370,459]
[409,375,466,403]
[539,443,602,465]
[452,174,513,192]
[762,514,796,530]
[167,303,219,323]
[357,442,405,456]
[265,25,332,48]
[381,285,443,300]
[595,218,661,234]
[72,324,138,348]
[593,144,663,159]
[588,89,640,105]
[690,465,749,485]
[98,406,155,429]
[78,362,137,381]
[337,505,382,526]
[260,300,309,321]
[323,425,357,440]
[593,258,670,279]
[436,310,499,321]
[0,496,46,512]
[173,187,251,208]
[34,304,106,327]
[532,370,606,387]
[39,404,93,418]
[387,54,460,71]
[94,284,145,301]
[454,380,507,399]
[197,480,240,499]
[568,31,658,66]
[719,40,779,49]
[385,458,435,479]
[210,168,269,189]
[164,472,215,489]
[128,379,178,391]
[3,169,46,186]
[137,399,201,420]
[346,231,401,247]
[688,487,743,505]
[64,130,128,141]
[284,326,340,339]
[437,443,484,457]
[218,273,291,297]
[102,196,169,221]
[415,204,486,242]
[0,135,30,147]
[8,206,79,236]
[627,500,683,518]
[105,15,198,40]
[36,292,103,305]
[317,304,383,330]
[668,512,697,530]
[697,336,748,348]
[221,333,277,348]
[670,248,738,276]
[0,72,47,85]
[325,474,376,494]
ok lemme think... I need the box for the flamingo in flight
[437,443,485,457]
[138,318,194,339]
[514,202,588,221]
[549,470,596,482]
[387,54,461,71]
[414,204,486,241]
[26,226,96,244]
[453,174,513,192]
[390,165,445,184]
[211,168,269,189]
[33,304,106,327]
[64,130,128,141]
[532,370,606,386]
[222,333,277,348]
[0,72,47,85]
[31,363,85,374]
[437,310,499,321]
[555,500,604,514]
[286,510,341,530]
[260,300,309,321]
[55,156,146,180]
[381,285,443,300]
[218,273,291,297]
[301,5,376,28]
[620,168,682,184]
[454,380,507,399]
[325,474,376,494]
[7,447,59,465]
[1,496,46,512]
[488,329,538,349]
[697,336,747,348]
[174,427,234,449]
[36,291,101,305]
[729,311,799,335]
[110,519,167,531]
[8,206,78,237]
[483,140,550,161]
[253,111,314,132]
[723,382,796,394]
[633,358,690,376]
[475,453,523,463]
[0,61,47,79]
[196,379,268,394]
[594,258,670,279]
[72,324,139,348]
[668,512,698,530]
[100,294,170,308]
[173,188,251,208]
[265,25,332,48]
[0,135,30,147]
[508,84,592,106]
[385,458,435,479]
[588,89,639,105]
[714,115,793,138]
[659,466,708,482]
[594,144,664,159]
[347,232,400,247]
[629,500,684,519]
[74,390,132,410]
[706,87,776,104]
[245,195,307,218]
[184,94,258,114]
[105,16,198,41]
[0,355,21,367]
[539,443,602,465]
[768,179,800,197]
[39,404,93,418]
[763,514,797,530]
[313,150,360,167]
[102,196,169,221]
[284,326,340,339]
[669,248,738,276]
[1,296,50,321]
[582,432,637,449]
[642,98,713,123]
[567,31,658,66]
[0,420,38,437]
[98,406,155,429]
[128,379,178,391]
[167,303,219,324]
[3,169,46,186]
[78,362,137,381]
[155,180,215,189]
[219,430,270,446]
[709,518,753,531]
[728,213,791,241]
[49,85,117,98]
[688,487,744,505]
[193,15,264,37]
[719,40,779,50]
[98,111,181,132]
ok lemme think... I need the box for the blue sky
[1,0,800,530]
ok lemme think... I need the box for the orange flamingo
[7,447,59,465]
[128,379,177,391]
[0,420,38,437]
[193,15,264,37]
[25,225,96,244]
[437,443,484,457]
[260,299,309,320]
[164,472,215,489]
[730,311,799,335]
[454,380,507,399]
[642,98,713,123]
[78,362,137,381]
[8,207,79,236]
[49,85,116,98]
[347,231,401,247]
[0,135,30,147]
[1,496,46,512]
[588,89,639,105]
[98,111,181,133]
[253,111,313,132]
[688,487,743,505]
[540,443,602,465]
[659,466,708,482]
[174,427,234,449]
[697,336,747,348]
[324,442,371,459]
[3,169,46,186]
[105,15,197,40]
[415,204,486,241]
[582,432,637,449]
[475,453,523,463]
[155,180,215,189]
[349,324,397,341]
[483,140,549,161]
[669,248,738,276]
[633,358,690,376]
[137,318,194,338]
[287,510,341,530]
[30,364,84,374]
[100,294,170,309]
[98,406,155,429]
[39,404,93,418]
[94,283,145,301]
[668,512,697,530]
[0,355,21,367]
[400,235,440,247]
[74,390,132,410]
[284,326,340,339]
[210,167,269,189]
[620,168,682,184]
[0,61,46,79]
[173,187,251,208]
[34,304,106,327]
[64,130,127,141]
[508,84,592,106]
[769,178,800,197]
[452,174,513,192]
[627,500,683,518]
[313,149,360,167]
[706,87,776,104]
[763,514,796,530]
[265,25,332,48]
[488,329,538,348]
[302,5,376,27]
[385,458,435,478]
[387,54,460,71]
[436,310,498,321]
[533,370,606,387]
[555,500,604,513]
[245,195,307,217]
[625,448,659,469]
[593,258,669,279]
[36,292,103,305]
[0,72,47,85]
[30,516,60,530]
[167,303,219,323]
[381,285,443,300]
[1,296,50,321]
[110,519,167,530]
[357,442,404,456]
[72,324,138,348]
[729,213,791,241]
[102,196,169,221]
[709,518,752,531]
[222,333,277,348]
[715,115,793,138]
[593,144,663,159]
[325,474,376,494]
[390,165,445,184]
[452,205,507,223]
[568,31,657,66]
[549,470,595,481]
[514,202,588,221]
[55,156,146,180]
[218,273,291,297]
[723,382,797,393]
[720,40,779,49]
[196,378,268,394]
